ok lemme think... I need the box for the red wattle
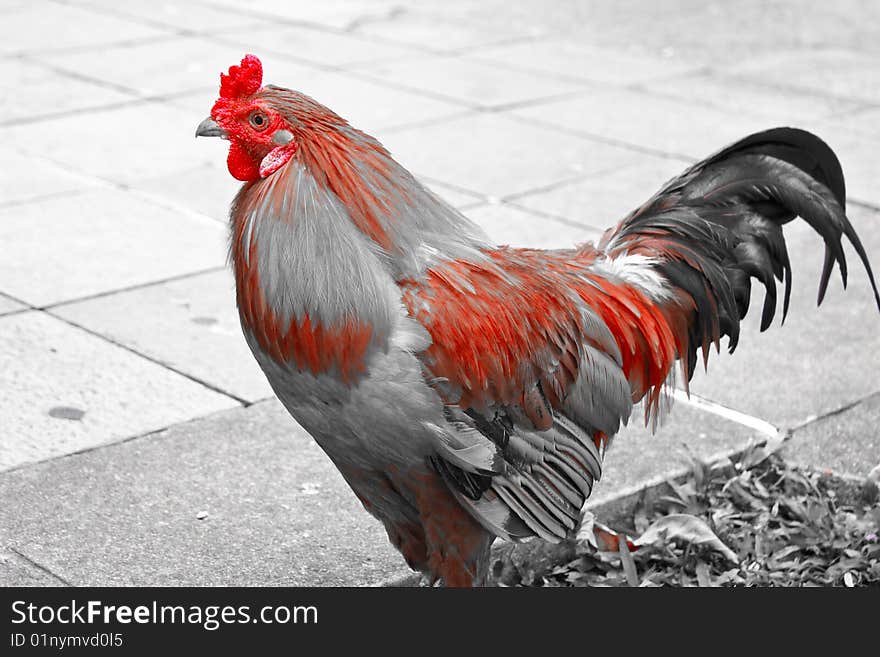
[227,141,261,181]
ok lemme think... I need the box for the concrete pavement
[1,0,878,586]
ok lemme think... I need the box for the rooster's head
[196,54,348,182]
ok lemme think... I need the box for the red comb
[219,54,263,99]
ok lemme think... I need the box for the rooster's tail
[601,127,880,382]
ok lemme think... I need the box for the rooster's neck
[230,159,403,380]
[289,125,491,279]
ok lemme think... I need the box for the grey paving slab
[722,49,880,104]
[0,188,228,307]
[350,8,532,53]
[422,180,485,209]
[3,102,220,185]
[0,399,408,586]
[437,0,878,65]
[381,113,642,198]
[0,147,99,207]
[511,87,779,160]
[464,203,602,250]
[810,117,880,208]
[199,0,403,31]
[214,23,421,69]
[0,3,169,54]
[636,71,868,124]
[686,206,880,428]
[0,0,32,13]
[134,161,242,223]
[472,39,700,86]
[0,311,238,472]
[511,157,691,229]
[357,54,584,109]
[171,63,466,135]
[782,393,880,478]
[0,58,135,125]
[72,0,274,32]
[0,294,27,316]
[53,269,274,404]
[0,550,65,586]
[34,36,261,98]
[825,107,880,139]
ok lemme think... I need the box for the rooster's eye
[249,112,268,131]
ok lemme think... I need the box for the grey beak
[195,117,226,138]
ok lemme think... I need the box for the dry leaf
[635,513,739,564]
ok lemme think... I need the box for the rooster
[197,55,879,586]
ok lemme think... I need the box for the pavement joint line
[669,388,779,438]
[42,265,227,312]
[375,109,479,135]
[503,202,606,233]
[188,0,453,48]
[505,112,700,163]
[0,290,37,317]
[336,4,404,32]
[2,153,118,195]
[203,27,431,71]
[494,199,607,234]
[468,52,703,90]
[47,0,182,35]
[5,147,230,229]
[124,185,230,226]
[0,98,156,129]
[21,53,160,98]
[416,176,488,204]
[624,65,716,89]
[326,68,484,112]
[7,33,178,59]
[789,389,880,433]
[0,420,177,477]
[46,0,271,37]
[413,34,546,58]
[717,70,880,108]
[825,101,880,122]
[483,88,598,114]
[21,55,141,98]
[372,110,477,136]
[626,69,878,122]
[44,310,250,407]
[848,199,880,214]
[0,188,88,210]
[0,403,240,476]
[188,0,360,33]
[458,200,489,212]
[7,547,72,586]
[201,33,365,75]
[0,308,31,318]
[500,162,643,202]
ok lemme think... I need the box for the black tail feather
[606,127,879,381]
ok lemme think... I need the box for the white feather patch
[590,253,672,301]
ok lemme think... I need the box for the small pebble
[196,511,208,520]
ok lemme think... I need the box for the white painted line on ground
[670,388,779,438]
